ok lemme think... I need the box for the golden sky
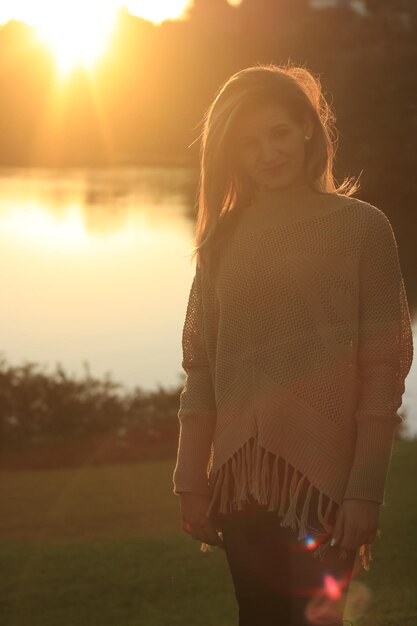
[0,1,193,26]
[0,1,193,73]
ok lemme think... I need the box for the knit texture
[172,185,414,571]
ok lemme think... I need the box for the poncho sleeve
[172,263,217,495]
[343,207,414,505]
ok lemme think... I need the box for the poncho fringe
[200,437,373,571]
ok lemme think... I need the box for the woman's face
[232,101,314,192]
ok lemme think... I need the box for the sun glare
[32,3,117,75]
[0,1,192,75]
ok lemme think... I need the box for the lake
[0,167,416,436]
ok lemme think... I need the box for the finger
[363,529,378,546]
[203,518,218,533]
[184,521,211,542]
[198,533,224,548]
[189,524,225,549]
[340,528,361,551]
[183,516,225,549]
[203,526,225,549]
[190,529,217,545]
[339,527,355,550]
[331,507,344,546]
[354,527,376,549]
[197,519,225,549]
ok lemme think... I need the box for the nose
[259,138,279,164]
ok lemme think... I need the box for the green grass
[0,439,416,626]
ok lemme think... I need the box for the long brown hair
[190,62,360,279]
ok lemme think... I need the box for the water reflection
[0,166,198,399]
[0,166,197,235]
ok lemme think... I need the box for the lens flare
[324,574,342,600]
[305,593,344,625]
[304,534,319,550]
[344,580,372,621]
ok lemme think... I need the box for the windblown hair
[190,62,360,278]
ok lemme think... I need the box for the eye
[238,138,257,151]
[271,126,288,138]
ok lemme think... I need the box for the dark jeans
[216,503,357,626]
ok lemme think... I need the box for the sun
[31,2,118,75]
[0,1,192,76]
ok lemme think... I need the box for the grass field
[1,439,416,626]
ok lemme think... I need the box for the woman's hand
[331,498,380,550]
[179,492,225,549]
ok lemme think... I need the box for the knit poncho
[172,184,414,570]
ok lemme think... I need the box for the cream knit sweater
[172,184,413,570]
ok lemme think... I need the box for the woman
[172,63,413,626]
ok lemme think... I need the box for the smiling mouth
[261,162,287,173]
